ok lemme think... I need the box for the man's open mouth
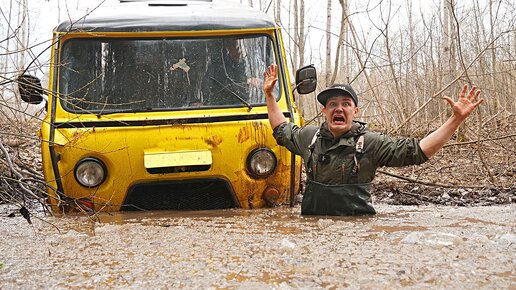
[333,115,345,125]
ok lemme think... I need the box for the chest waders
[301,130,376,216]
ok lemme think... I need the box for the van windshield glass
[59,36,279,113]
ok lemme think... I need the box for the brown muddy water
[1,204,515,289]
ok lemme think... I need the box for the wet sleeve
[273,123,317,157]
[372,133,429,167]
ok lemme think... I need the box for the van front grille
[122,178,238,211]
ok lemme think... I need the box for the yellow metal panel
[144,150,212,168]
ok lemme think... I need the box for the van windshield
[59,35,279,113]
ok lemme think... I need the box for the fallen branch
[0,139,36,197]
[443,133,516,148]
[377,169,491,189]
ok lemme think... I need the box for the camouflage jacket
[273,121,428,185]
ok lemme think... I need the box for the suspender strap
[351,135,365,177]
[355,135,365,153]
[310,129,320,147]
[306,129,320,179]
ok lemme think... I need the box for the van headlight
[246,148,277,178]
[74,157,107,187]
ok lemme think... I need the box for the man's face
[322,96,359,137]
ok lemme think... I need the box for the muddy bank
[372,181,515,206]
[1,204,514,289]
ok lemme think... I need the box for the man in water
[263,64,483,216]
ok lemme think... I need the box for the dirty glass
[59,36,279,113]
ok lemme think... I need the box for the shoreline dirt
[1,204,515,289]
[372,181,514,206]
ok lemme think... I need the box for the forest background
[0,0,514,211]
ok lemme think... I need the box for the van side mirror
[17,74,44,105]
[294,64,317,94]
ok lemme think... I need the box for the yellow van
[18,0,317,212]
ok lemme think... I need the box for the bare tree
[17,0,28,74]
[298,0,305,69]
[289,0,306,71]
[338,0,350,83]
[488,0,500,129]
[330,0,349,86]
[325,0,332,86]
[292,0,299,71]
[275,0,281,25]
[443,0,457,88]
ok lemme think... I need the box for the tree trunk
[58,0,61,23]
[406,0,416,119]
[445,0,467,141]
[292,0,299,72]
[298,0,305,69]
[489,0,500,129]
[329,0,348,86]
[294,0,312,120]
[443,0,457,86]
[275,0,281,25]
[339,0,350,83]
[325,0,332,86]
[17,0,28,73]
[442,0,457,128]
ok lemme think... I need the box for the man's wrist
[449,114,466,126]
[265,91,275,99]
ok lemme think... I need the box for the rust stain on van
[238,126,250,143]
[205,135,223,147]
[252,121,267,145]
[68,128,94,146]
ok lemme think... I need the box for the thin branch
[443,133,516,148]
[377,169,493,189]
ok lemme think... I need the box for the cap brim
[317,88,354,105]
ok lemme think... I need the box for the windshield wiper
[210,77,253,110]
[95,107,154,117]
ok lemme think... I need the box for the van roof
[55,0,277,33]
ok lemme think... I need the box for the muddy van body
[21,0,305,212]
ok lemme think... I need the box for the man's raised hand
[443,84,484,120]
[263,64,278,96]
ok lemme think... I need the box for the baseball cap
[316,84,358,106]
